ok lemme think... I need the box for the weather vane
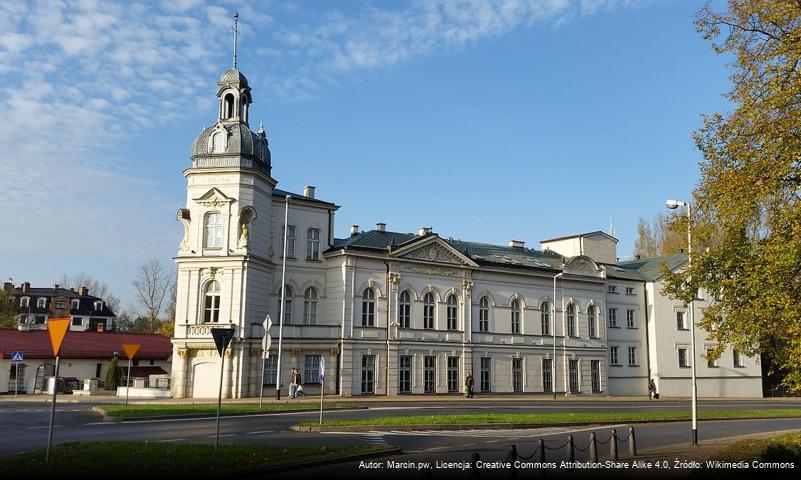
[232,11,240,68]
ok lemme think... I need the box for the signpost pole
[259,316,272,408]
[210,327,234,450]
[215,351,224,449]
[15,362,19,397]
[125,358,132,406]
[45,355,60,464]
[319,356,325,425]
[259,354,266,408]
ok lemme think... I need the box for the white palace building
[169,56,762,399]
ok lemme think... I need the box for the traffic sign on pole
[211,326,235,449]
[45,318,70,464]
[121,344,141,406]
[11,351,23,362]
[259,315,272,407]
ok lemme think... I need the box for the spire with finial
[232,11,240,68]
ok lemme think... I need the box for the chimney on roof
[508,240,525,249]
[78,287,88,297]
[53,284,60,290]
[376,223,386,232]
[635,254,641,260]
[3,281,12,292]
[304,185,316,199]
[350,225,359,236]
[21,282,30,293]
[418,227,432,236]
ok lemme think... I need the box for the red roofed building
[0,329,172,394]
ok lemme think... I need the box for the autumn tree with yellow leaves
[664,1,801,391]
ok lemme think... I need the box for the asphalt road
[2,398,800,478]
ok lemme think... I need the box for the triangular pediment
[391,236,478,267]
[193,187,235,207]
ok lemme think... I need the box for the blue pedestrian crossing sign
[11,351,23,362]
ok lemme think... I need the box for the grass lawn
[300,409,801,427]
[0,441,388,478]
[101,402,359,418]
[713,431,801,464]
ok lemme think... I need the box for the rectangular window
[733,350,744,367]
[424,356,436,394]
[678,348,689,368]
[541,309,550,336]
[282,225,296,258]
[479,306,489,332]
[608,285,617,293]
[610,346,619,365]
[628,347,637,366]
[568,360,579,393]
[72,317,82,326]
[361,355,375,394]
[423,302,434,329]
[625,287,635,295]
[591,360,601,392]
[511,309,520,334]
[480,357,491,393]
[588,312,597,338]
[399,301,410,329]
[707,348,718,368]
[34,315,46,324]
[304,354,321,384]
[205,212,223,248]
[626,310,636,328]
[608,308,617,327]
[306,228,320,260]
[263,356,278,385]
[542,359,553,393]
[447,357,459,393]
[399,355,412,394]
[676,311,687,330]
[512,358,523,393]
[95,363,102,378]
[55,301,66,309]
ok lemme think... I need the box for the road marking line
[114,408,369,424]
[208,434,236,438]
[156,438,187,443]
[28,425,60,429]
[246,430,275,435]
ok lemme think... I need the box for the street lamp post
[552,272,563,400]
[666,199,698,445]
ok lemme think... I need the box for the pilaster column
[172,348,189,399]
[223,348,234,399]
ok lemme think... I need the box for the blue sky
[0,0,730,314]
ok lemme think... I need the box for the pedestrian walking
[289,368,300,398]
[648,378,657,400]
[465,372,474,398]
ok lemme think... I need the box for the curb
[221,446,402,478]
[96,406,367,422]
[291,415,801,433]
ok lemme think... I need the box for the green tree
[105,356,120,390]
[633,212,687,258]
[0,290,17,329]
[664,2,801,391]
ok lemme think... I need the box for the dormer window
[94,300,103,311]
[71,299,80,310]
[37,297,46,308]
[20,297,29,308]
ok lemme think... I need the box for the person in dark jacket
[465,372,474,398]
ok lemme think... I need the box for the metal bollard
[510,445,518,477]
[538,438,546,464]
[629,426,637,456]
[589,431,598,462]
[610,428,619,460]
[470,452,481,479]
[567,434,575,463]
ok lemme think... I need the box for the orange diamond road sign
[47,318,70,357]
[122,343,141,360]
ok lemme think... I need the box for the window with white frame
[707,348,718,368]
[625,287,635,295]
[676,311,688,330]
[362,288,375,326]
[303,287,317,325]
[626,309,636,328]
[94,300,103,311]
[588,305,597,338]
[610,346,620,365]
[203,281,221,323]
[20,297,29,308]
[608,307,618,327]
[304,354,321,384]
[399,290,411,328]
[567,303,576,337]
[278,286,292,324]
[306,228,320,260]
[511,299,521,334]
[628,346,637,366]
[678,347,689,368]
[71,299,79,310]
[541,302,550,335]
[205,212,223,248]
[423,292,435,329]
[478,297,489,332]
[37,297,46,308]
[733,350,744,367]
[282,225,296,258]
[446,294,458,330]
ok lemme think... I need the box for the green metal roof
[618,253,688,281]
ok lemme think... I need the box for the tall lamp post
[666,198,698,445]
[552,272,563,400]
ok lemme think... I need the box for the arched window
[479,297,489,332]
[399,290,411,328]
[567,303,576,337]
[203,281,221,323]
[362,288,375,326]
[588,305,597,338]
[205,212,223,248]
[224,93,235,118]
[446,294,458,330]
[306,228,320,260]
[278,286,292,324]
[303,287,317,325]
[541,302,550,336]
[37,297,46,308]
[20,297,29,308]
[511,299,521,334]
[423,292,435,329]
